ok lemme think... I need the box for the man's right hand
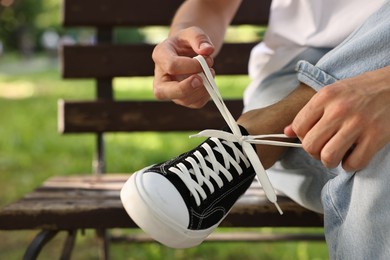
[152,27,215,108]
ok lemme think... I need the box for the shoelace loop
[192,55,303,215]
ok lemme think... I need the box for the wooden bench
[0,0,324,259]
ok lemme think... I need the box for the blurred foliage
[0,0,145,53]
[0,0,59,51]
[114,28,146,44]
[0,0,61,53]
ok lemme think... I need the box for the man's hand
[152,27,214,108]
[285,66,390,172]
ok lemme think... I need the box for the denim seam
[297,68,326,89]
[326,180,344,223]
[295,61,339,91]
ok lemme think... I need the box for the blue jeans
[247,1,390,259]
[297,2,390,259]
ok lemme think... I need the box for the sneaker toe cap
[140,171,190,228]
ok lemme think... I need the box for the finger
[292,96,324,140]
[284,124,297,137]
[319,126,359,169]
[154,51,214,80]
[154,74,210,105]
[152,33,214,76]
[154,48,203,75]
[179,27,215,56]
[301,118,338,160]
[174,67,215,82]
[342,136,378,172]
[173,91,210,109]
[154,73,197,100]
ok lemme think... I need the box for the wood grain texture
[0,175,323,230]
[58,100,244,133]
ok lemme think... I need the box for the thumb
[197,40,214,56]
[184,27,215,56]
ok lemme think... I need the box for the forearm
[238,84,316,168]
[169,0,242,55]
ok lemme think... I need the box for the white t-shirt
[244,0,384,107]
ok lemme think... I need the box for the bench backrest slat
[63,0,271,27]
[59,100,243,133]
[61,43,256,78]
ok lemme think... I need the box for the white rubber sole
[120,169,217,248]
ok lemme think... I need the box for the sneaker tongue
[238,124,249,135]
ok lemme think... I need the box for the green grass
[0,54,328,259]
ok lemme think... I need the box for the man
[121,0,390,258]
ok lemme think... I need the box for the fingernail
[199,42,212,50]
[191,78,202,89]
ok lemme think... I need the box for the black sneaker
[120,126,256,248]
[121,55,289,248]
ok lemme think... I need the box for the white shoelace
[169,137,251,207]
[171,55,302,215]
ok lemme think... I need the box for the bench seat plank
[0,175,323,230]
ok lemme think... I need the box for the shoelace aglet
[275,202,283,215]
